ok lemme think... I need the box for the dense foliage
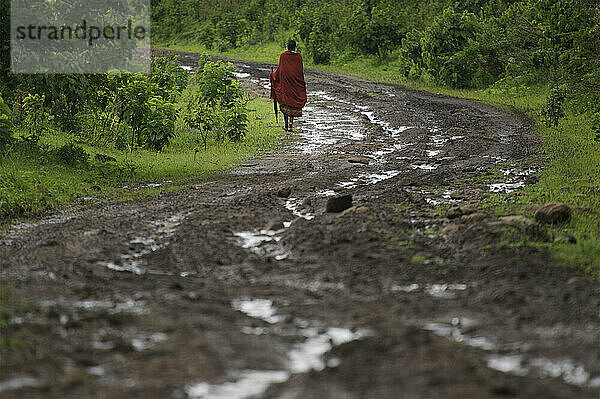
[0,53,249,162]
[153,0,600,114]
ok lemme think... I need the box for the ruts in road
[0,49,598,398]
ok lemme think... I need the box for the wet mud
[0,49,598,398]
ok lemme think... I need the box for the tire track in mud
[0,50,598,398]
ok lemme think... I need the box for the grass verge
[159,40,600,279]
[0,96,283,220]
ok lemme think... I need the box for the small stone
[446,206,475,219]
[441,224,460,235]
[266,219,285,231]
[499,215,536,227]
[340,206,357,216]
[301,197,312,208]
[534,202,570,224]
[339,206,368,216]
[463,213,484,222]
[347,156,370,165]
[326,195,353,213]
[567,277,582,285]
[276,187,292,198]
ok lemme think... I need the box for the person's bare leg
[283,114,289,131]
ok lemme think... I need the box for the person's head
[287,39,297,52]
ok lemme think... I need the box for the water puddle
[423,319,496,351]
[284,197,314,220]
[8,214,75,236]
[121,180,172,190]
[97,212,188,275]
[187,370,289,399]
[132,332,168,351]
[390,283,467,299]
[187,298,370,398]
[232,298,285,324]
[416,311,600,389]
[233,72,251,79]
[297,105,366,154]
[410,164,438,171]
[489,166,537,193]
[237,233,288,259]
[487,355,599,388]
[338,170,400,189]
[87,366,106,377]
[288,327,368,373]
[426,283,468,299]
[0,376,41,393]
[487,355,528,376]
[489,181,525,193]
[316,189,337,197]
[40,298,149,315]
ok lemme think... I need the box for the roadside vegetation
[0,55,282,219]
[154,0,600,278]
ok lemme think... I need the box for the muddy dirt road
[1,50,599,398]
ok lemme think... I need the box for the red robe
[270,51,307,109]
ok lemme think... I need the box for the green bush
[541,86,566,127]
[140,97,176,151]
[420,8,481,88]
[216,14,246,49]
[53,142,89,166]
[399,29,425,80]
[179,56,249,145]
[0,92,12,154]
[192,56,244,106]
[150,55,189,102]
[308,18,331,65]
[345,2,403,58]
[225,105,248,141]
[20,93,48,142]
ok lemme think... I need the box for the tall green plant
[0,92,12,153]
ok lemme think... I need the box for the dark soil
[0,49,598,399]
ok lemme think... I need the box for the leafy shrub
[181,99,213,150]
[308,19,331,65]
[53,142,89,166]
[118,77,156,148]
[150,55,189,102]
[592,112,600,142]
[345,3,402,58]
[140,97,176,151]
[541,86,566,127]
[420,8,481,88]
[216,14,245,49]
[399,29,425,79]
[225,105,248,141]
[192,56,244,106]
[178,56,249,146]
[20,93,48,141]
[197,23,216,49]
[0,93,12,154]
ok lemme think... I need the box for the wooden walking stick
[270,66,278,124]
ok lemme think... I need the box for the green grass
[158,40,600,279]
[0,96,283,219]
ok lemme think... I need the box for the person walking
[270,40,307,132]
